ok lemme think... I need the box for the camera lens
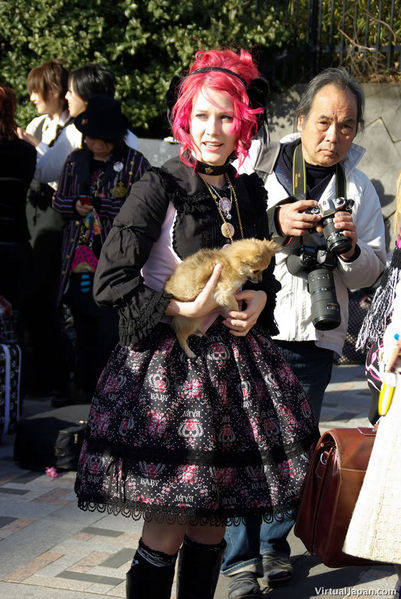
[308,268,341,330]
[323,218,352,255]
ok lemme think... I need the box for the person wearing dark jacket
[74,48,318,599]
[52,96,149,405]
[0,83,36,320]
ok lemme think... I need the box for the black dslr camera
[286,196,354,331]
[319,197,354,255]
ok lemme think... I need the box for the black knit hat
[74,95,128,140]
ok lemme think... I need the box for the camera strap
[292,142,345,198]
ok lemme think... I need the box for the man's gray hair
[296,67,365,131]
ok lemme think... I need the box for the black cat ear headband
[165,66,269,131]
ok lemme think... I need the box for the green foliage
[2,1,398,137]
[0,0,291,137]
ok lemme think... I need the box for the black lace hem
[76,496,298,527]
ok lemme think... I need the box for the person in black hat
[52,96,150,406]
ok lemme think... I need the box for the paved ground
[0,363,397,598]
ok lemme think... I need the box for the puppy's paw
[177,333,196,359]
[180,341,196,359]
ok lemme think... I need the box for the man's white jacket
[241,133,386,356]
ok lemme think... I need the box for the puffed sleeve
[93,167,173,344]
[241,173,281,336]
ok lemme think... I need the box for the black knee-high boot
[126,538,177,599]
[176,535,227,599]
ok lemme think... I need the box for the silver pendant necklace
[209,183,232,220]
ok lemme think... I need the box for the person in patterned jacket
[53,95,149,405]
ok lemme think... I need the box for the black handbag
[14,404,89,471]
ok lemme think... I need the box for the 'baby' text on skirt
[75,323,319,525]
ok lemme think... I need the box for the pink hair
[171,49,263,170]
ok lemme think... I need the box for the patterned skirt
[75,323,319,525]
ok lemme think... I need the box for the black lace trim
[146,165,212,216]
[76,497,299,527]
[171,189,215,215]
[146,163,268,224]
[119,291,172,346]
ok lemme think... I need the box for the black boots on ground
[126,535,226,599]
[176,535,227,599]
[126,538,177,599]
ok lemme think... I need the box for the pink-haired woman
[74,48,318,599]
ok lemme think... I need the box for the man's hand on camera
[334,210,358,259]
[276,199,322,237]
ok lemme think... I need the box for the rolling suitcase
[13,403,90,471]
[0,343,22,436]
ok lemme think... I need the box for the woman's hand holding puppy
[223,289,267,336]
[165,264,222,318]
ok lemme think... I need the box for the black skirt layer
[75,323,319,525]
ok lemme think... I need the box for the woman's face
[30,90,60,117]
[190,87,237,166]
[85,136,114,161]
[65,79,87,118]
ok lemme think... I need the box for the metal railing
[262,0,400,87]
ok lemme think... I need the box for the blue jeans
[222,513,295,575]
[276,340,333,420]
[222,341,333,576]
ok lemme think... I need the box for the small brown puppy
[164,238,278,358]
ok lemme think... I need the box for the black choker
[195,160,230,175]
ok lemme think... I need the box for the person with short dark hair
[19,62,138,188]
[66,63,116,104]
[16,59,75,400]
[17,59,72,188]
[222,67,386,598]
[66,64,138,150]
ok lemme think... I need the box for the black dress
[75,157,319,525]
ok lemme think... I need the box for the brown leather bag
[294,427,377,567]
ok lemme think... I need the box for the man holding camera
[223,67,386,599]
